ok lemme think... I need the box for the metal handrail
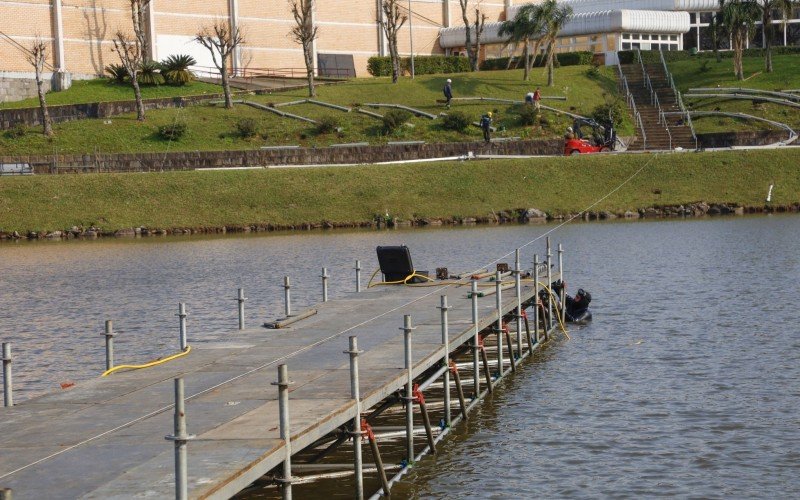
[659,50,698,149]
[617,54,646,149]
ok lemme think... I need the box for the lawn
[0,79,224,110]
[667,54,800,134]
[0,66,629,155]
[1,148,798,233]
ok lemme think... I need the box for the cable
[101,346,192,377]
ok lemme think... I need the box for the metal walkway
[0,259,560,499]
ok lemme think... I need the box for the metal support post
[283,276,292,317]
[471,279,480,398]
[345,337,364,499]
[363,420,390,495]
[449,361,468,420]
[414,384,436,454]
[177,303,188,351]
[273,364,294,499]
[401,315,415,465]
[558,243,566,317]
[479,338,493,393]
[321,268,329,302]
[237,288,247,330]
[439,295,451,427]
[2,343,12,407]
[495,271,504,377]
[546,238,554,332]
[514,249,523,357]
[355,260,362,293]
[533,254,540,344]
[104,320,115,371]
[165,378,193,500]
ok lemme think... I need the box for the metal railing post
[439,295,451,427]
[2,343,12,407]
[355,260,362,293]
[401,315,415,465]
[104,320,115,371]
[345,337,364,499]
[237,288,247,330]
[514,249,523,358]
[546,238,553,332]
[495,271,503,377]
[177,303,187,351]
[283,276,292,317]
[273,364,293,500]
[471,279,480,398]
[533,255,540,344]
[165,378,192,500]
[558,244,565,318]
[321,268,329,302]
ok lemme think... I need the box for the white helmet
[446,79,452,83]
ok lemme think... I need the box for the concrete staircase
[619,64,696,150]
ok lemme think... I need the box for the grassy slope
[0,67,627,155]
[667,54,800,133]
[0,79,224,109]
[1,149,798,233]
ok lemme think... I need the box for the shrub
[382,109,412,133]
[367,56,471,77]
[235,118,259,138]
[441,111,470,132]
[4,124,27,139]
[480,51,592,71]
[160,54,196,86]
[698,59,711,73]
[316,115,342,134]
[105,64,129,84]
[158,122,187,141]
[591,99,627,129]
[586,60,602,78]
[137,61,164,86]
[517,105,540,126]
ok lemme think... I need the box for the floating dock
[0,242,567,499]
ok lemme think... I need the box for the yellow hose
[101,346,192,377]
[367,269,435,288]
[537,282,571,340]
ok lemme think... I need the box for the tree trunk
[304,41,316,97]
[34,67,53,137]
[765,33,773,73]
[390,36,400,83]
[221,58,233,109]
[546,41,555,87]
[764,11,773,73]
[131,73,145,121]
[522,43,530,81]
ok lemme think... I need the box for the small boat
[545,281,592,324]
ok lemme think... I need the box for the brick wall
[1,139,563,174]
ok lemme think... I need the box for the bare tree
[459,0,474,70]
[112,31,146,120]
[128,0,152,61]
[27,38,53,137]
[380,0,407,84]
[196,20,245,109]
[289,0,318,97]
[471,8,487,72]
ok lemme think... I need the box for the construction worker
[480,112,493,143]
[533,87,542,110]
[443,79,453,108]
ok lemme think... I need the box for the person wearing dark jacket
[480,112,492,142]
[443,79,453,108]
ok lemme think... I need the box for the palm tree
[498,4,545,81]
[539,0,573,87]
[719,0,760,80]
[759,0,794,73]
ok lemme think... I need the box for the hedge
[617,46,800,65]
[367,56,471,77]
[480,51,593,71]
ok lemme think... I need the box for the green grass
[1,149,797,233]
[0,67,629,155]
[667,54,800,134]
[0,79,224,110]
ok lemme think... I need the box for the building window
[622,42,631,50]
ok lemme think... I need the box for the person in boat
[547,280,592,323]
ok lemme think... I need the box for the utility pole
[408,0,415,78]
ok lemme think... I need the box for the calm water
[1,216,799,498]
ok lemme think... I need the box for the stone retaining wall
[0,93,228,130]
[1,139,563,174]
[697,130,793,148]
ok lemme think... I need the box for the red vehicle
[563,117,618,156]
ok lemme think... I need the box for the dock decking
[0,268,558,499]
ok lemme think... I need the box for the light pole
[408,0,415,78]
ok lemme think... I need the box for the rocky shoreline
[1,202,798,242]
